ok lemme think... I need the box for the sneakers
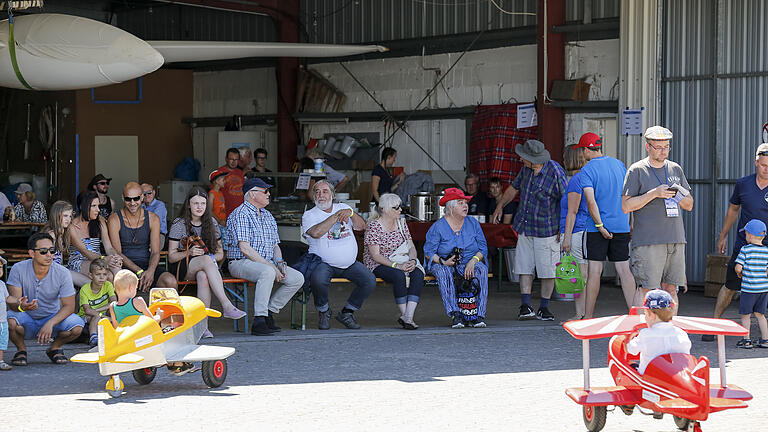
[536,307,555,321]
[472,318,487,328]
[451,312,465,329]
[736,338,753,349]
[701,334,715,342]
[201,329,214,339]
[756,338,768,348]
[336,311,361,329]
[318,309,332,330]
[265,311,281,332]
[222,307,247,320]
[518,304,536,320]
[89,333,99,347]
[251,316,276,336]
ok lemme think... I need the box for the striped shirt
[735,243,768,293]
[511,160,567,238]
[226,200,279,262]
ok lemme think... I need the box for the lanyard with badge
[650,161,679,217]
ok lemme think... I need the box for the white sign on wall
[517,103,538,129]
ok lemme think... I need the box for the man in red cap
[575,132,638,318]
[622,126,693,314]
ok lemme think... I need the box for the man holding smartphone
[622,126,693,314]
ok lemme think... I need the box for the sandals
[0,361,11,371]
[45,348,68,364]
[11,351,27,366]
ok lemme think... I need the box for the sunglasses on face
[392,205,402,210]
[97,181,109,186]
[34,247,57,255]
[124,195,141,202]
[758,151,768,157]
[142,190,154,196]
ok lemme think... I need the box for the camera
[443,247,463,265]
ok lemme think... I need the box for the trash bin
[503,248,519,283]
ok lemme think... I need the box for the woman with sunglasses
[167,186,246,338]
[42,200,90,287]
[68,191,122,279]
[363,193,424,329]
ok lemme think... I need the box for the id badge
[664,198,679,217]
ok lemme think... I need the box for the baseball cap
[14,183,32,194]
[573,132,602,149]
[743,219,767,236]
[243,177,273,192]
[644,289,672,309]
[209,168,229,183]
[756,143,768,160]
[644,126,673,140]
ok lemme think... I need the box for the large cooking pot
[409,192,434,221]
[434,191,446,220]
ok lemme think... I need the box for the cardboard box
[704,282,722,298]
[550,79,591,101]
[705,254,730,284]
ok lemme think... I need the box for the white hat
[756,143,768,160]
[14,183,32,194]
[644,126,673,140]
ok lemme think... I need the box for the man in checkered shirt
[492,139,566,321]
[227,178,304,336]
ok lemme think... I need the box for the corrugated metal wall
[565,0,620,21]
[662,0,768,283]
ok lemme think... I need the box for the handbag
[176,235,209,285]
[387,219,424,287]
[555,253,585,294]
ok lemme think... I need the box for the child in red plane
[626,289,691,374]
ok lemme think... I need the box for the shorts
[6,311,84,340]
[725,250,742,291]
[585,231,630,262]
[561,230,587,264]
[0,322,8,350]
[630,243,687,288]
[739,292,768,315]
[514,233,560,279]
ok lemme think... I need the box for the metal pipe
[583,339,590,391]
[717,334,726,387]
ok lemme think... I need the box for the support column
[537,0,565,164]
[275,11,300,172]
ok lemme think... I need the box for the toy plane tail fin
[693,356,711,418]
[97,317,116,358]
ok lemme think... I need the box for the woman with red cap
[424,188,489,328]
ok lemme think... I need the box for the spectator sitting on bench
[227,178,303,336]
[364,193,424,330]
[168,186,246,339]
[303,180,375,330]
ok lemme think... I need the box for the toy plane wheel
[583,405,606,432]
[673,416,691,430]
[202,359,227,388]
[106,375,124,398]
[132,367,157,385]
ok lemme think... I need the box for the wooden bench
[290,273,491,330]
[176,278,250,332]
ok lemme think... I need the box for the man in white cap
[702,143,768,341]
[491,139,566,321]
[622,126,693,313]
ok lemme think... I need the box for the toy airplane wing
[71,352,100,364]
[165,344,235,362]
[565,386,641,406]
[563,315,646,340]
[148,41,388,63]
[670,316,748,337]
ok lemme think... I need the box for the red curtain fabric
[468,104,538,191]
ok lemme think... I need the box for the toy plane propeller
[562,309,752,432]
[0,13,388,90]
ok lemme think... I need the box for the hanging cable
[5,5,33,90]
[487,0,536,16]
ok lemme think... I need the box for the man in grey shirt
[622,126,694,313]
[6,233,85,366]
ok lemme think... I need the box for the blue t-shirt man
[730,174,768,252]
[580,155,631,233]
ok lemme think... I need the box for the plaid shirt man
[226,200,279,262]
[510,160,566,237]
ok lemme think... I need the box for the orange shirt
[209,189,226,224]
[219,166,244,216]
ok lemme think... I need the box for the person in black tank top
[108,181,177,293]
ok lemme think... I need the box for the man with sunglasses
[108,182,177,293]
[622,126,693,314]
[140,183,168,245]
[227,178,304,336]
[87,173,116,220]
[702,143,768,341]
[5,233,84,366]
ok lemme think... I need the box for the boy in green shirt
[78,259,116,346]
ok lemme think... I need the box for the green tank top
[112,298,142,325]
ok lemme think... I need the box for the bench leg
[290,291,307,331]
[224,282,249,332]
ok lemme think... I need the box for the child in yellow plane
[108,270,193,375]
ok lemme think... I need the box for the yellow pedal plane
[71,288,236,397]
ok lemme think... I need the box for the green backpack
[555,253,585,294]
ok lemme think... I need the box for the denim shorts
[0,322,8,351]
[6,311,85,340]
[739,292,768,315]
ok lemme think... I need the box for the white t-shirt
[626,321,691,374]
[302,203,357,269]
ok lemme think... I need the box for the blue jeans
[373,265,424,304]
[310,261,376,312]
